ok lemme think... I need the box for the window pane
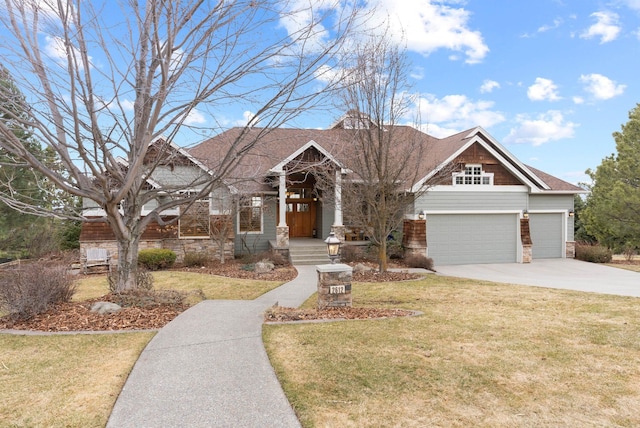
[240,196,262,232]
[180,201,210,237]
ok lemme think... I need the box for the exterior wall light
[324,232,342,264]
[523,210,529,219]
[568,210,575,217]
[418,211,425,220]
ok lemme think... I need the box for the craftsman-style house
[80,113,583,266]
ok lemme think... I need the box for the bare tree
[333,35,446,272]
[0,0,362,290]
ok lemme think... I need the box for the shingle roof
[187,124,581,194]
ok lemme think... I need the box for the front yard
[264,275,640,427]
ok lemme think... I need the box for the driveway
[435,259,640,298]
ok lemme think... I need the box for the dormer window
[453,164,493,185]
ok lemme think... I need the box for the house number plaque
[329,285,346,294]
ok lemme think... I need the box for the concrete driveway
[435,259,640,298]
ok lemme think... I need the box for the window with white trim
[239,195,263,233]
[179,192,211,238]
[453,164,493,186]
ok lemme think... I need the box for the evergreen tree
[582,104,640,252]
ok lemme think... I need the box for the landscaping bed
[1,260,423,332]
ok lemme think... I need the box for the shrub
[340,245,364,263]
[108,268,154,293]
[386,232,404,259]
[254,250,289,267]
[0,262,76,319]
[575,243,612,263]
[183,252,209,267]
[404,253,435,271]
[138,249,176,270]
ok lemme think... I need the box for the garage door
[529,213,563,259]
[427,214,518,265]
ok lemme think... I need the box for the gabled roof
[188,122,583,194]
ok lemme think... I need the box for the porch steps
[288,243,330,266]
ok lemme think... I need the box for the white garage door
[427,214,518,265]
[529,213,563,259]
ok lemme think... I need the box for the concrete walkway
[436,258,640,297]
[107,265,318,428]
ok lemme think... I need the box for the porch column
[278,172,287,227]
[276,172,289,248]
[331,169,345,241]
[334,169,343,226]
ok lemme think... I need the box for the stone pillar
[402,219,427,257]
[566,241,575,259]
[276,226,289,249]
[330,225,346,242]
[520,218,532,264]
[316,264,353,308]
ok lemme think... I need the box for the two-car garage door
[426,212,565,265]
[426,214,518,265]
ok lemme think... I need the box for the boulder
[90,301,122,315]
[254,261,274,274]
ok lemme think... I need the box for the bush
[575,243,612,263]
[255,250,289,267]
[183,252,209,267]
[108,268,154,293]
[404,253,434,271]
[340,245,365,263]
[138,249,176,270]
[0,262,76,319]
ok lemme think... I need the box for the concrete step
[289,245,329,265]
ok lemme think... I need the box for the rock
[353,263,373,273]
[90,301,122,315]
[255,261,274,274]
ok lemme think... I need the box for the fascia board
[268,140,343,174]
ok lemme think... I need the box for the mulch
[0,261,425,333]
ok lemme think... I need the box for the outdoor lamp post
[324,232,342,264]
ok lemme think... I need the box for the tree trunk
[115,236,140,292]
[378,241,388,272]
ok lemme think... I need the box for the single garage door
[427,214,518,265]
[529,213,563,259]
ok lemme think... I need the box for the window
[239,195,263,233]
[453,164,493,186]
[179,194,210,238]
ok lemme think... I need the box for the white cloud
[504,111,577,146]
[480,79,500,93]
[365,0,489,64]
[410,66,425,80]
[580,11,621,44]
[235,111,258,127]
[44,35,93,71]
[184,109,207,126]
[527,78,561,101]
[620,0,640,11]
[579,73,626,99]
[538,18,563,33]
[572,96,585,105]
[416,93,505,137]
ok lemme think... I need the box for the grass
[264,275,640,427]
[0,332,154,427]
[74,270,285,301]
[2,269,287,427]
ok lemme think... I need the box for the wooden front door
[283,189,317,238]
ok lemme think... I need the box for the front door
[283,188,317,238]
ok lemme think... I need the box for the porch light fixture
[568,210,575,217]
[523,210,529,219]
[324,232,342,264]
[418,211,425,220]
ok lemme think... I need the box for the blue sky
[333,0,640,186]
[2,0,638,187]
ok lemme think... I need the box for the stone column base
[276,226,289,248]
[566,241,575,259]
[522,244,532,263]
[330,225,346,242]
